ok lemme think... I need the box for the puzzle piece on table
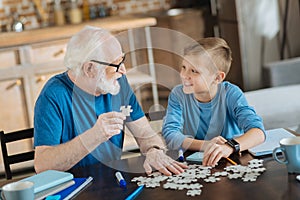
[186,189,202,196]
[242,173,259,182]
[213,171,228,177]
[204,176,221,183]
[120,105,133,116]
[248,159,264,168]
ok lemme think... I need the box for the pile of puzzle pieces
[131,159,266,197]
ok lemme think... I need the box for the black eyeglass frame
[90,54,126,72]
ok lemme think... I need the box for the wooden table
[68,152,300,200]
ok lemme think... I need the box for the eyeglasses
[90,54,126,72]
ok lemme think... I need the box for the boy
[162,37,265,167]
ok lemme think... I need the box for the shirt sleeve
[34,91,63,147]
[226,85,266,137]
[162,88,187,150]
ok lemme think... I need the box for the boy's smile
[180,55,221,103]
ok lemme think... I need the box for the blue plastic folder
[19,170,74,193]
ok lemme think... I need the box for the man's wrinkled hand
[143,148,188,176]
[93,112,126,143]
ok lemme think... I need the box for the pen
[226,157,237,165]
[125,185,144,200]
[178,148,184,162]
[115,171,127,188]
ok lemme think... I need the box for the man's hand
[93,112,126,143]
[143,148,188,176]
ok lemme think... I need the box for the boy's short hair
[184,37,232,75]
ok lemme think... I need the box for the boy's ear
[82,62,97,78]
[215,71,226,83]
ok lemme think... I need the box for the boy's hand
[202,142,233,167]
[201,136,231,167]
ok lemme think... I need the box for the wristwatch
[225,139,240,153]
[146,145,167,153]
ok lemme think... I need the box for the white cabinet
[0,78,29,132]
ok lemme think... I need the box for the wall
[236,0,300,90]
[0,0,171,31]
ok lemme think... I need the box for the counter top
[0,15,157,48]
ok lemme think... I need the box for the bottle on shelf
[82,0,90,21]
[89,4,98,20]
[98,4,107,18]
[54,0,65,26]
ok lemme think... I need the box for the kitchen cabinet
[0,78,29,132]
[0,49,18,69]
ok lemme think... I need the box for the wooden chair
[145,110,166,121]
[122,110,166,159]
[0,128,35,179]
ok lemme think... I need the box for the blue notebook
[19,170,74,193]
[52,176,93,200]
[35,180,75,200]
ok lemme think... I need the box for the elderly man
[34,26,187,176]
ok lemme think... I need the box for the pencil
[226,157,237,165]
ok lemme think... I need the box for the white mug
[1,181,34,200]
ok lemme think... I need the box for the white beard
[97,76,120,95]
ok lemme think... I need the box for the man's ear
[215,71,226,83]
[82,62,97,78]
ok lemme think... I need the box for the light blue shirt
[162,81,265,150]
[34,72,144,169]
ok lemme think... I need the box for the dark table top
[68,151,300,200]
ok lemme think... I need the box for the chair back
[145,110,166,121]
[0,128,35,179]
[145,110,166,134]
[122,110,166,158]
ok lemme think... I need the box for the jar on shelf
[68,0,82,24]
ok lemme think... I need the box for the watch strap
[226,139,240,153]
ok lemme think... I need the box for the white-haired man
[34,26,187,176]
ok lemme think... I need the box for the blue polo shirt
[34,72,144,168]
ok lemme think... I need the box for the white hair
[64,26,122,76]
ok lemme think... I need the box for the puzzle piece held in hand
[120,105,133,116]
